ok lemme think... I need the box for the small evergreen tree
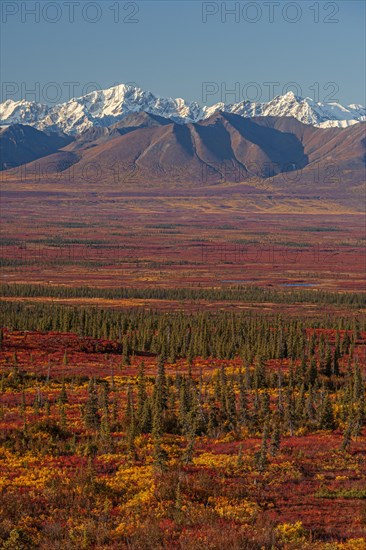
[319,392,335,430]
[59,378,68,404]
[84,378,100,430]
[270,420,281,456]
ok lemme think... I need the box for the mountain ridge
[1,83,365,135]
[1,113,364,197]
[0,124,72,170]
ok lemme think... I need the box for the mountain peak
[280,91,298,100]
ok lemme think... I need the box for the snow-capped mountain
[218,93,366,128]
[0,84,364,135]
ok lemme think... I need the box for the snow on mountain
[214,92,366,126]
[0,99,50,127]
[0,84,364,135]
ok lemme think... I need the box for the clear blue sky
[1,0,365,106]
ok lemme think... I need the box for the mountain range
[1,111,365,201]
[0,83,365,135]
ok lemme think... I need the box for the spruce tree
[225,379,237,430]
[153,434,168,472]
[307,356,318,387]
[137,361,147,430]
[182,432,195,465]
[84,378,100,430]
[140,397,153,434]
[255,423,269,471]
[238,369,249,425]
[319,392,335,430]
[340,420,352,452]
[323,345,332,377]
[237,444,244,468]
[270,420,281,456]
[353,362,364,401]
[59,378,68,404]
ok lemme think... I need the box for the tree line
[1,283,364,307]
[0,301,363,364]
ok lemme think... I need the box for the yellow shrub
[208,496,259,523]
[276,521,306,544]
[337,539,366,549]
[114,515,140,538]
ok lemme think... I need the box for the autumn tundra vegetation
[0,283,365,549]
